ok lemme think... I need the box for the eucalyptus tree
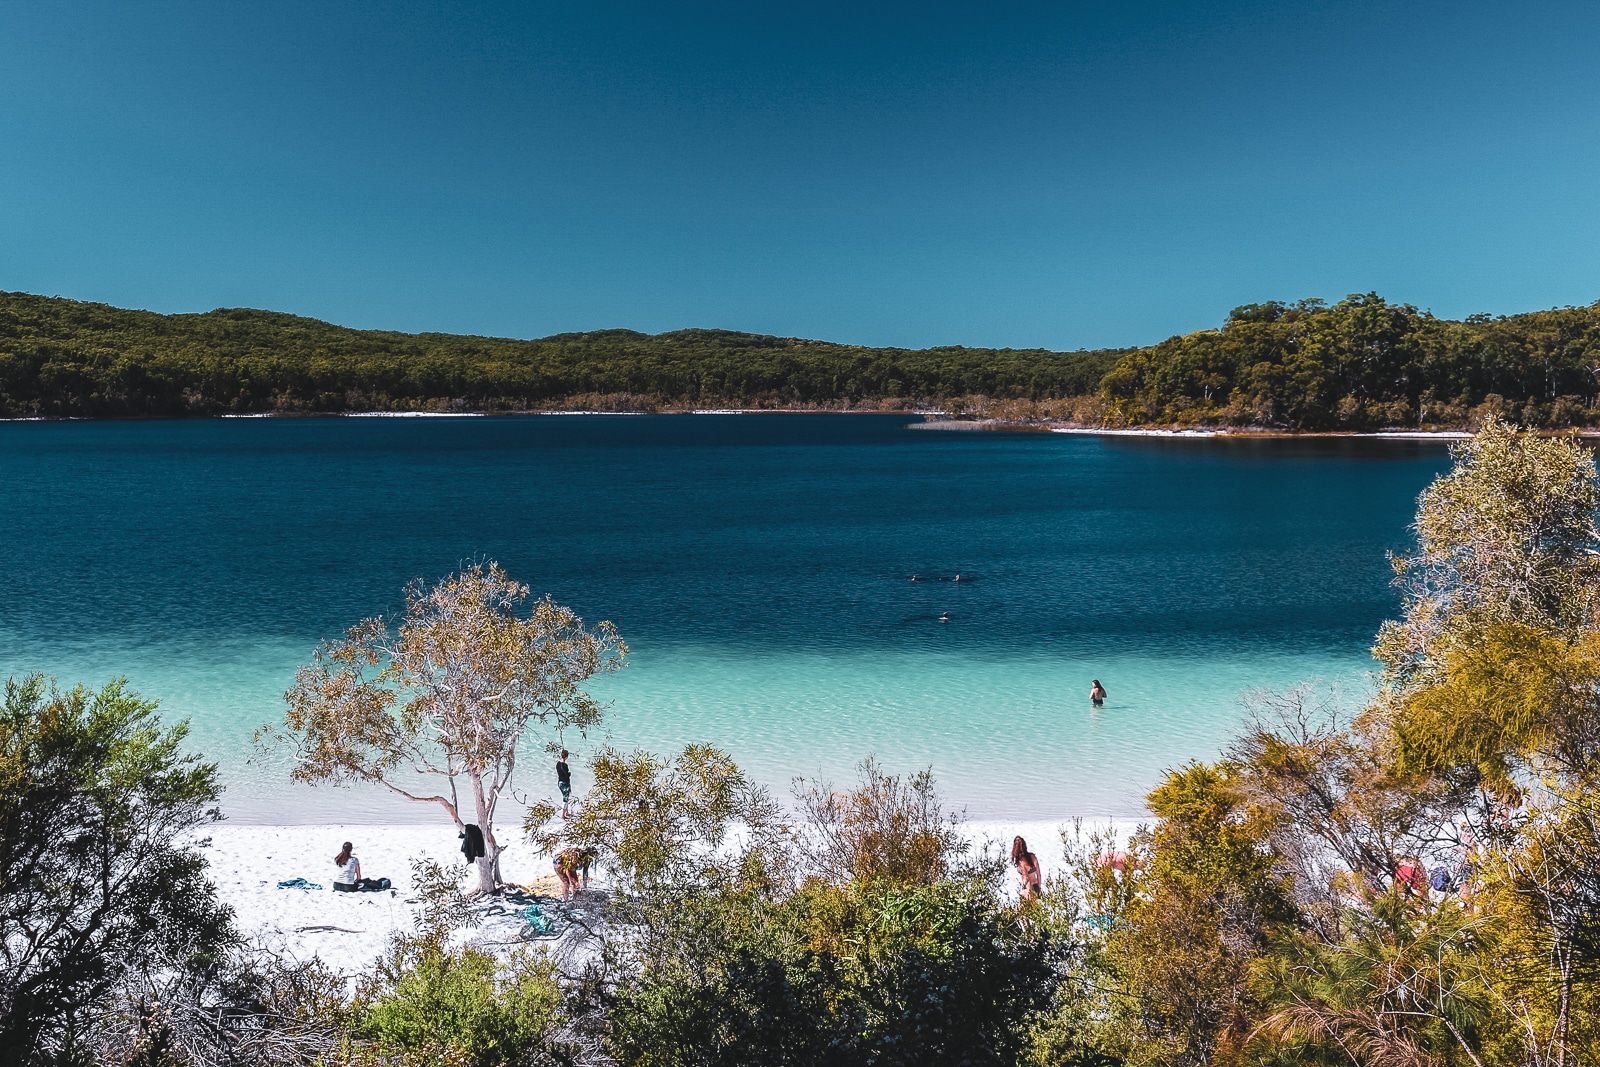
[268,563,625,895]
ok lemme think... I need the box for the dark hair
[1011,836,1029,864]
[1092,679,1102,687]
[560,749,569,759]
[335,842,353,866]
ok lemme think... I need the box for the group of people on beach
[334,695,1120,908]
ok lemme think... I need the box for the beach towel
[523,902,557,936]
[277,878,324,890]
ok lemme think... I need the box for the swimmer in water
[939,611,950,622]
[953,573,962,582]
[1090,679,1106,706]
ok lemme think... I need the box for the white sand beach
[201,817,1143,973]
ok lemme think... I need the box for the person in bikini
[1012,836,1042,903]
[553,847,592,900]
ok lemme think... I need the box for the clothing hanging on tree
[460,823,486,861]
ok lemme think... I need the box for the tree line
[5,290,1600,427]
[1103,294,1600,430]
[7,421,1600,1065]
[0,291,1121,417]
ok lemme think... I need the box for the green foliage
[1090,763,1298,1067]
[1100,294,1600,428]
[526,743,776,893]
[1253,896,1498,1067]
[353,943,562,1067]
[0,291,1123,416]
[535,753,1067,1066]
[345,855,562,1067]
[9,289,1600,425]
[0,674,233,1066]
[604,862,1062,1067]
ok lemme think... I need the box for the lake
[0,414,1452,822]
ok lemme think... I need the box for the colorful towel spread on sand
[523,903,558,936]
[276,877,324,890]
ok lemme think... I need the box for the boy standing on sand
[557,749,572,818]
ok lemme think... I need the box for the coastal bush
[353,944,563,1067]
[1055,422,1600,1066]
[0,675,233,1066]
[533,753,1071,1065]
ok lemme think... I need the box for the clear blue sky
[2,1,1597,349]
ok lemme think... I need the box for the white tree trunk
[470,769,501,896]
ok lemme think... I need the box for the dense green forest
[0,291,1122,417]
[1104,293,1600,429]
[5,289,1599,426]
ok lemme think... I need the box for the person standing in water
[557,749,572,818]
[1090,679,1106,706]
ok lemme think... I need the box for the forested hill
[1103,293,1600,430]
[0,291,1124,417]
[6,290,1599,425]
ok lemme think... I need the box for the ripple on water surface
[0,415,1451,822]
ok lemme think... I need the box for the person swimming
[938,611,950,622]
[1090,679,1106,706]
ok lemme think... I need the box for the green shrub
[354,942,561,1067]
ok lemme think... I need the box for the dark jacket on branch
[459,823,486,861]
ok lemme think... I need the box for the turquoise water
[0,415,1450,822]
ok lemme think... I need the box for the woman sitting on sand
[332,841,390,893]
[1012,836,1042,903]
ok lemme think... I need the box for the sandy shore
[200,817,1142,972]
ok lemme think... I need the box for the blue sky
[2,1,1597,349]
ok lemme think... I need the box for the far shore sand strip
[200,817,1142,973]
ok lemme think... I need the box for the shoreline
[202,816,1141,971]
[2,408,1582,437]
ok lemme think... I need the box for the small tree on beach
[266,563,625,895]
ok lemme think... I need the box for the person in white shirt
[333,841,362,892]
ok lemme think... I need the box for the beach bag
[1429,866,1452,892]
[523,902,557,936]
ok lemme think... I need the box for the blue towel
[523,903,557,936]
[276,877,324,890]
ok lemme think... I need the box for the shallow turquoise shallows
[0,415,1451,822]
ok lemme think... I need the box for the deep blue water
[0,414,1452,821]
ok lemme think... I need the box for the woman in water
[1090,679,1106,706]
[1012,836,1042,903]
